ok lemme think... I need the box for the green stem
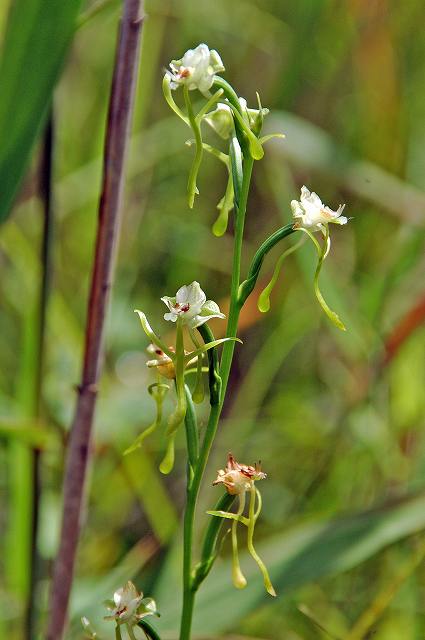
[231,493,247,589]
[247,486,276,597]
[138,619,162,640]
[179,161,254,640]
[183,86,203,208]
[192,492,235,589]
[166,318,186,436]
[184,384,199,472]
[197,324,221,405]
[219,155,254,400]
[212,77,243,115]
[188,328,204,404]
[126,623,138,640]
[238,222,295,306]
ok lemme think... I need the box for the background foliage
[1,0,425,638]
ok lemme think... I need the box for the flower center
[178,67,191,79]
[174,302,190,313]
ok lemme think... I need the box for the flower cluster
[130,282,238,474]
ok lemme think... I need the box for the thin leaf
[0,0,83,221]
[153,492,425,634]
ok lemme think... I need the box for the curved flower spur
[208,453,276,597]
[131,282,241,474]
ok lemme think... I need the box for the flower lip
[291,185,347,231]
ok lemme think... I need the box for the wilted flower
[291,185,347,232]
[146,343,176,379]
[210,453,275,596]
[104,581,157,627]
[213,453,266,495]
[167,43,224,93]
[161,281,225,328]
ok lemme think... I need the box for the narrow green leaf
[153,492,425,634]
[0,0,83,221]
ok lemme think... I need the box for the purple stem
[46,2,143,638]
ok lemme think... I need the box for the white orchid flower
[161,281,225,329]
[167,43,224,93]
[291,185,347,232]
[104,581,157,627]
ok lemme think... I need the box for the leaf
[152,492,425,634]
[0,0,83,222]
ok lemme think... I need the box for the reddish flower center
[179,68,191,79]
[174,302,190,313]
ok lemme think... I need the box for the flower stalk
[123,43,350,640]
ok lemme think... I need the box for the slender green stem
[212,77,243,115]
[166,318,186,436]
[188,328,204,404]
[183,86,203,208]
[179,126,256,640]
[138,619,162,640]
[192,492,235,589]
[247,486,276,597]
[184,384,199,473]
[219,155,254,400]
[197,324,221,405]
[126,623,138,640]
[115,624,123,640]
[238,222,295,306]
[231,493,247,589]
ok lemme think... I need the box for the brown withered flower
[213,452,266,495]
[146,343,176,379]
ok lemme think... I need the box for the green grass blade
[153,492,425,634]
[0,0,82,222]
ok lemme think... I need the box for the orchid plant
[83,43,349,640]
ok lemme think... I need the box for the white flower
[167,43,224,93]
[291,186,347,232]
[104,581,157,626]
[104,582,142,625]
[161,281,225,329]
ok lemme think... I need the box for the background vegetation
[1,0,425,638]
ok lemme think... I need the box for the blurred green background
[1,0,425,638]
